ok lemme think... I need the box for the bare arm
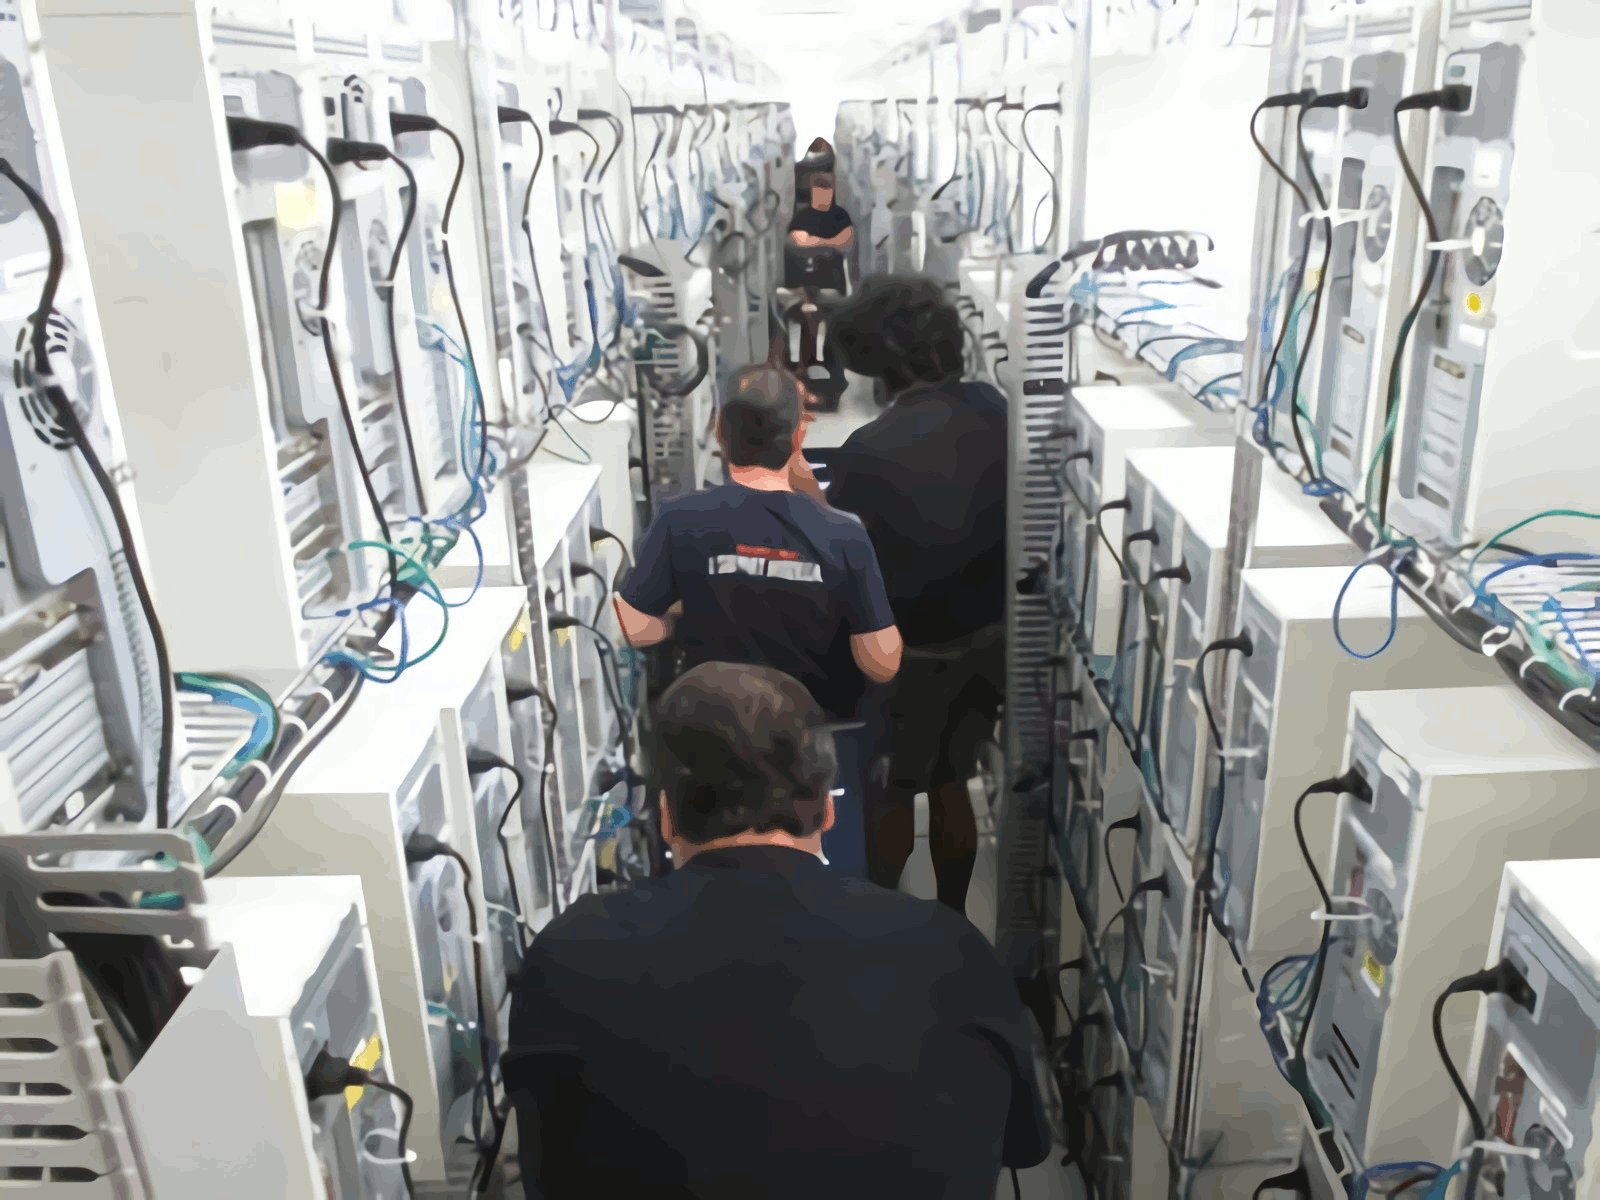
[615,597,680,648]
[851,625,903,683]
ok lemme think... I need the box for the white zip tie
[1298,207,1368,227]
[1470,1139,1541,1160]
[1480,625,1515,657]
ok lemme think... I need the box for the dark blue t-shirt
[621,484,895,718]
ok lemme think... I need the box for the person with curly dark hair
[824,273,1008,913]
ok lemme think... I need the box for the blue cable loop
[1353,1160,1448,1200]
[1332,546,1413,660]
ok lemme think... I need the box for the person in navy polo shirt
[615,364,902,873]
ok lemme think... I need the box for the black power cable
[1288,89,1369,483]
[227,118,398,589]
[1290,768,1372,1068]
[305,1047,416,1195]
[548,613,634,750]
[507,683,564,919]
[1247,91,1315,455]
[1080,498,1131,620]
[1434,959,1537,1200]
[468,753,532,951]
[1101,813,1142,905]
[494,105,560,370]
[0,159,176,827]
[1374,84,1474,529]
[388,112,489,485]
[1196,633,1254,752]
[404,835,501,1187]
[1194,633,1255,921]
[328,137,428,509]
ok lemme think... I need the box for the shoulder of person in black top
[787,203,852,239]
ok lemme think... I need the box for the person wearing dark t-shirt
[786,171,854,332]
[502,663,1052,1199]
[825,273,1008,912]
[787,172,853,250]
[615,364,902,873]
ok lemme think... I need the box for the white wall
[1081,1,1275,301]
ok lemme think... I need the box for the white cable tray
[177,690,256,786]
[1475,559,1600,680]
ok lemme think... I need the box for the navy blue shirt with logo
[621,485,895,719]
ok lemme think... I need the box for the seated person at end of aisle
[501,662,1052,1199]
[788,171,853,251]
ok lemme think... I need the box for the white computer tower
[363,586,553,1053]
[1308,0,1443,496]
[218,702,480,1184]
[1304,686,1600,1176]
[126,875,402,1200]
[1060,384,1231,658]
[0,0,182,831]
[1212,564,1492,980]
[1131,446,1357,852]
[1459,859,1600,1198]
[1384,0,1600,550]
[41,1,513,680]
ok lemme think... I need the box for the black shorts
[884,625,1004,791]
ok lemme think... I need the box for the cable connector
[1209,632,1255,658]
[1150,563,1191,585]
[1260,88,1316,110]
[1307,87,1369,111]
[1397,84,1473,114]
[547,613,580,631]
[327,137,389,166]
[305,1045,372,1100]
[389,110,441,136]
[1124,527,1160,549]
[403,834,453,865]
[1313,766,1372,805]
[226,115,300,152]
[1452,957,1537,1013]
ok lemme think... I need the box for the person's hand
[787,448,824,502]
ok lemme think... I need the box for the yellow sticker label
[1362,951,1387,994]
[557,627,571,647]
[344,1034,383,1110]
[1466,291,1484,315]
[508,612,531,654]
[274,180,322,232]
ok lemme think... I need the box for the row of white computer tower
[891,0,1600,1193]
[1041,345,1600,1199]
[0,0,788,1194]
